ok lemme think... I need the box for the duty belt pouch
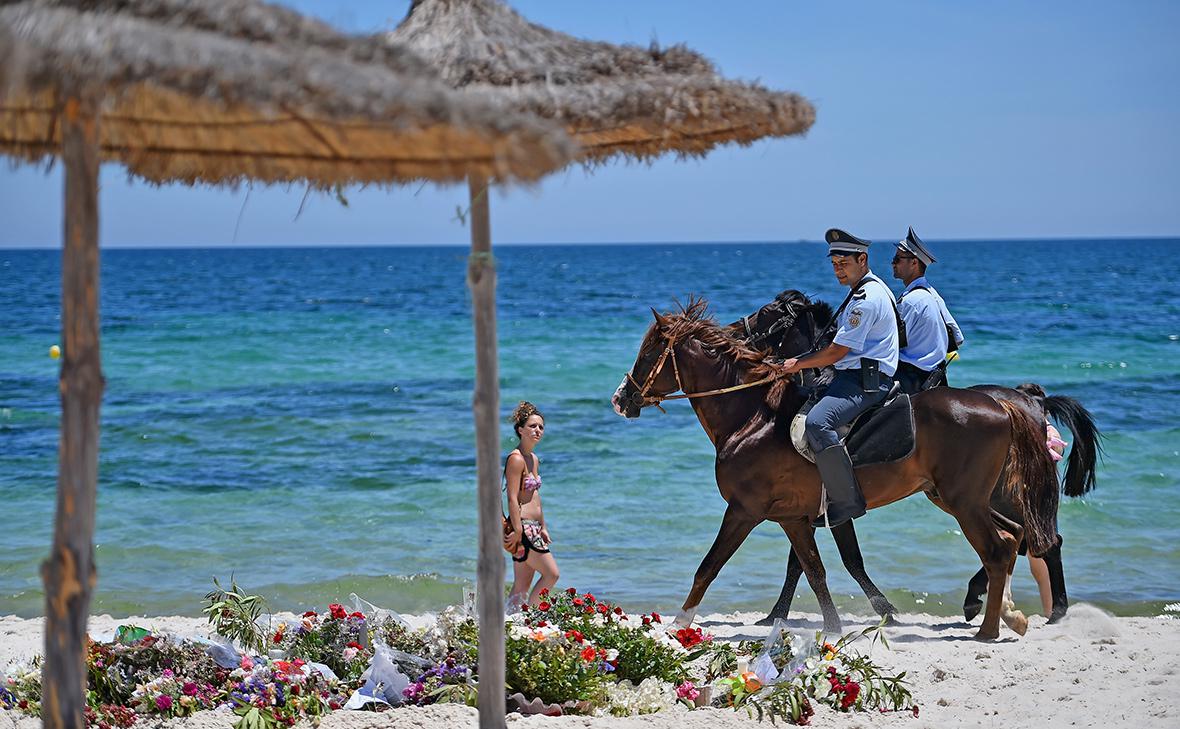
[860,359,881,392]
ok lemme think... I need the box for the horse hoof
[963,602,982,622]
[755,614,786,627]
[973,628,999,641]
[672,607,698,628]
[1047,608,1067,625]
[1002,610,1029,636]
[870,597,899,620]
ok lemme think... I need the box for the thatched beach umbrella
[0,2,574,727]
[388,3,814,724]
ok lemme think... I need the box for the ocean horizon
[2,239,1178,619]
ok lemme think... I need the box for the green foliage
[203,576,268,654]
[504,636,608,709]
[586,621,687,685]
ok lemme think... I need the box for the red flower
[572,598,584,607]
[538,601,551,611]
[641,616,651,626]
[675,627,705,649]
[273,631,284,644]
[614,606,624,615]
[536,620,547,627]
[346,641,363,650]
[566,587,577,596]
[301,611,317,618]
[584,593,596,604]
[580,646,597,662]
[912,706,920,718]
[328,603,347,620]
[565,629,584,643]
[651,612,662,623]
[597,604,609,614]
[350,611,364,619]
[539,587,550,597]
[583,605,594,614]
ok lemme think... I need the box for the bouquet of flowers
[272,605,369,683]
[401,656,476,706]
[227,656,343,729]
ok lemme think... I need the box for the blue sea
[2,240,1178,620]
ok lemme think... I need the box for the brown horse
[611,298,1059,640]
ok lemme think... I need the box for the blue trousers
[804,368,891,451]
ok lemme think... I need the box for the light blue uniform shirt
[897,276,965,371]
[832,272,900,377]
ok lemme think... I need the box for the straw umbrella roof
[389,0,816,163]
[0,0,576,186]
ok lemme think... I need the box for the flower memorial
[1,581,916,726]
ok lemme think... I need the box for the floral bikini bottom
[512,519,551,563]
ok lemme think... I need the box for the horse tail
[1044,395,1103,497]
[998,399,1060,557]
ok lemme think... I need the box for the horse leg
[993,513,1028,635]
[779,519,842,634]
[956,514,1021,640]
[831,520,898,620]
[757,547,804,626]
[963,566,988,622]
[674,503,760,627]
[1044,535,1069,623]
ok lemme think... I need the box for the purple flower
[156,695,173,711]
[182,682,199,697]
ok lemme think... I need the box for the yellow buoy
[49,345,61,359]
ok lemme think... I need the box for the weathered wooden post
[41,95,104,729]
[466,173,506,729]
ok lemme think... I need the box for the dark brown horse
[611,298,1060,640]
[735,293,1102,626]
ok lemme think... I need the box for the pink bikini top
[522,473,542,492]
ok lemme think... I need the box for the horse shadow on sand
[696,615,1020,644]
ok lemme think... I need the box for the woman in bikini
[504,401,559,609]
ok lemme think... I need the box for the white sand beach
[3,606,1177,729]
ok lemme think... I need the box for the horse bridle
[624,333,779,413]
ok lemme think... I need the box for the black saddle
[795,381,916,467]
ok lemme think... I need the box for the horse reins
[625,339,779,413]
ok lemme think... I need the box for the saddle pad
[790,393,916,467]
[846,392,916,466]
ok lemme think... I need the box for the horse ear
[651,307,671,329]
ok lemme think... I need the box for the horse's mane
[660,298,789,406]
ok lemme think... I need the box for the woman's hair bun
[511,401,543,434]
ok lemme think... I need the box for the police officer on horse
[891,227,964,394]
[782,229,900,528]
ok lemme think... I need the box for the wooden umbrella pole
[466,173,506,729]
[42,95,104,729]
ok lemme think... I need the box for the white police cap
[825,228,870,256]
[895,226,936,265]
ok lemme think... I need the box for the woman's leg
[509,559,536,610]
[525,551,560,606]
[1027,556,1053,617]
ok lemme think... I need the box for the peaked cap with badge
[895,226,937,266]
[825,228,871,256]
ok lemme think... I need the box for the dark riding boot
[812,444,866,529]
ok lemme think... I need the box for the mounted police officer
[782,229,899,528]
[891,227,964,394]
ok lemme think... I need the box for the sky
[1,0,1178,248]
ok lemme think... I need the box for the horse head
[612,302,701,419]
[612,297,789,419]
